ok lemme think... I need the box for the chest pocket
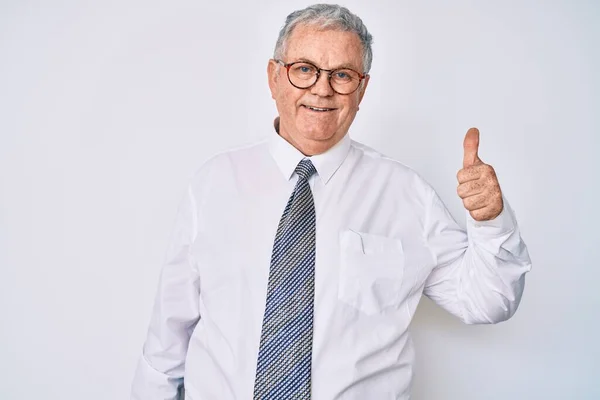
[338,229,405,315]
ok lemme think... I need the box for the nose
[310,72,334,97]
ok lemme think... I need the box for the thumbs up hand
[456,128,504,221]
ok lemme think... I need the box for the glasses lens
[287,62,318,88]
[330,69,361,94]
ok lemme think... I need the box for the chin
[298,125,337,141]
[305,130,333,139]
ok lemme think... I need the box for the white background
[1,0,598,399]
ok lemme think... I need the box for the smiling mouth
[302,105,337,112]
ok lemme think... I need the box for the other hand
[456,128,504,221]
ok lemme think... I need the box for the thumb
[463,127,482,168]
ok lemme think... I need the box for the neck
[275,116,344,156]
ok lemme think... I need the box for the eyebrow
[294,57,360,71]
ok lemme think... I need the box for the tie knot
[295,159,317,181]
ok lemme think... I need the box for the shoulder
[191,138,268,178]
[184,138,270,197]
[349,139,434,193]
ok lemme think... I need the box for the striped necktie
[253,158,317,400]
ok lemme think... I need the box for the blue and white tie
[253,159,317,400]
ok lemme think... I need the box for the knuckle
[476,194,487,208]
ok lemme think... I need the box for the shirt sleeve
[131,184,200,399]
[422,189,532,324]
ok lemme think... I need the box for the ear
[357,74,370,105]
[267,59,280,100]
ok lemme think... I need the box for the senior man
[131,4,531,400]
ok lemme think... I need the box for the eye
[292,63,316,74]
[332,69,356,83]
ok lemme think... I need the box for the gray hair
[274,4,374,73]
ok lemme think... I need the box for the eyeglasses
[275,59,366,95]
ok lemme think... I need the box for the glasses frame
[275,59,367,95]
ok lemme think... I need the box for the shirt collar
[268,118,351,185]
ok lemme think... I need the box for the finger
[462,192,489,211]
[463,127,482,168]
[470,205,496,222]
[457,163,487,184]
[457,179,485,199]
[470,200,503,221]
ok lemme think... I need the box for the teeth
[306,106,333,111]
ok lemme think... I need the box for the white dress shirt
[131,129,532,400]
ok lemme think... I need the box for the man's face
[268,24,370,155]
